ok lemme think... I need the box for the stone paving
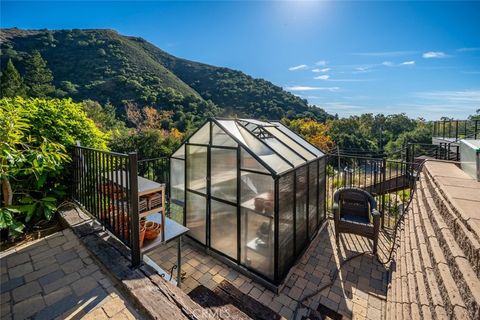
[147,220,392,319]
[0,229,142,320]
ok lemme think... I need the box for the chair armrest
[372,209,381,234]
[333,203,340,221]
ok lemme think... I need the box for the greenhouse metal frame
[170,118,326,287]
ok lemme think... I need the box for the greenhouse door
[209,147,239,261]
[185,144,208,245]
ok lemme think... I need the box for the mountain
[0,28,332,127]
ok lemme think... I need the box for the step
[403,210,422,320]
[406,199,432,320]
[423,164,480,242]
[411,196,449,319]
[422,170,480,276]
[417,178,471,319]
[386,221,403,319]
[387,199,434,320]
[420,177,480,319]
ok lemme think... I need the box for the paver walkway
[147,220,392,319]
[0,229,142,320]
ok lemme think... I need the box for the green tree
[24,51,55,97]
[0,59,27,98]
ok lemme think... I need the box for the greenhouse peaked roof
[212,118,324,175]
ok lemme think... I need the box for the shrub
[0,97,108,237]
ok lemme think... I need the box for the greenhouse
[170,118,326,286]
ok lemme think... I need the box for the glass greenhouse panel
[240,172,274,215]
[186,145,207,194]
[308,161,318,237]
[211,200,237,259]
[212,123,237,147]
[318,158,326,220]
[172,144,185,159]
[262,137,305,166]
[278,172,295,278]
[170,202,184,225]
[240,173,274,280]
[240,148,269,174]
[186,191,206,244]
[170,158,185,203]
[239,119,273,127]
[211,148,237,203]
[265,127,317,161]
[190,122,210,145]
[296,166,308,253]
[271,122,324,157]
[218,120,291,174]
[240,207,274,280]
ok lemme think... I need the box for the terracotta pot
[264,200,273,213]
[265,192,274,201]
[254,197,265,211]
[139,221,146,248]
[144,221,161,240]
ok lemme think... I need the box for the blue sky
[2,1,480,120]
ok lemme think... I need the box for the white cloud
[328,78,370,82]
[355,66,370,71]
[382,61,415,67]
[288,64,308,71]
[457,47,480,52]
[352,50,417,57]
[285,86,340,92]
[314,75,330,80]
[312,68,330,73]
[422,51,448,59]
[315,60,327,66]
[416,90,480,103]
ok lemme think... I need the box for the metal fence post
[475,120,478,140]
[128,152,141,268]
[381,158,386,228]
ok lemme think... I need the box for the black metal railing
[325,154,416,229]
[433,119,479,140]
[138,157,169,186]
[405,142,459,163]
[71,146,141,266]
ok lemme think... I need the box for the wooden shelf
[139,206,164,218]
[240,192,274,218]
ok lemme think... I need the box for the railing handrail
[138,156,169,163]
[433,119,479,140]
[73,145,129,158]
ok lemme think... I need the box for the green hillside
[0,28,331,125]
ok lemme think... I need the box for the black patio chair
[333,187,381,254]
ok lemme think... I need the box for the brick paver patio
[147,219,392,319]
[0,229,141,320]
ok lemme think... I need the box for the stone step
[422,170,480,276]
[387,196,438,320]
[417,177,471,319]
[411,196,449,320]
[406,199,432,320]
[420,176,480,319]
[423,164,480,243]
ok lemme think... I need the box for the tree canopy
[0,59,27,98]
